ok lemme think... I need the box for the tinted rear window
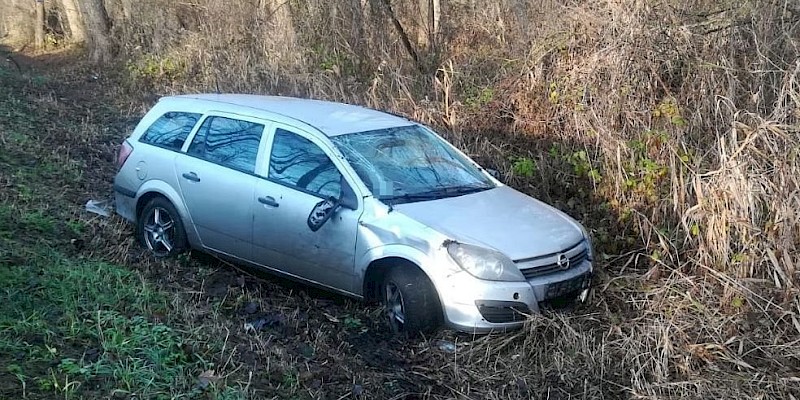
[140,112,201,151]
[187,116,264,173]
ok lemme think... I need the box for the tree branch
[380,0,424,73]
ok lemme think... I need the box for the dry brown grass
[118,0,800,397]
[5,0,798,398]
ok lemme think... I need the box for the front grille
[516,241,588,279]
[475,301,531,323]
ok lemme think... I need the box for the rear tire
[136,197,187,258]
[383,265,443,335]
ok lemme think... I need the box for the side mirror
[307,176,359,232]
[486,168,501,180]
[307,197,338,232]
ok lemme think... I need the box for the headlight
[446,242,525,282]
[580,225,594,261]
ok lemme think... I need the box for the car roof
[166,94,413,137]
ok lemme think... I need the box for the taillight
[117,141,133,170]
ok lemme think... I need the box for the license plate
[545,274,588,299]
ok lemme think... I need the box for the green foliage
[623,130,669,203]
[567,150,602,183]
[280,369,299,389]
[66,219,86,236]
[214,386,249,400]
[653,97,686,127]
[548,81,559,104]
[511,157,536,178]
[0,204,13,238]
[547,77,589,110]
[343,316,364,330]
[546,144,602,183]
[30,75,48,87]
[731,296,745,308]
[310,44,357,76]
[126,54,186,82]
[5,130,28,146]
[464,87,495,109]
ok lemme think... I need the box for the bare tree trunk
[417,0,427,45]
[0,4,5,38]
[59,0,85,43]
[34,0,44,48]
[417,0,441,50]
[78,0,112,64]
[118,0,132,19]
[431,0,440,36]
[381,0,423,72]
[1,0,34,45]
[265,0,298,65]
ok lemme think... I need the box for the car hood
[393,186,584,260]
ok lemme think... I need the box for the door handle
[258,196,279,207]
[182,172,200,182]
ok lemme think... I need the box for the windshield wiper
[442,184,492,196]
[384,184,492,204]
[383,192,443,204]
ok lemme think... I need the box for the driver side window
[268,128,342,198]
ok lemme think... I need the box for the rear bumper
[114,184,137,222]
[441,261,593,333]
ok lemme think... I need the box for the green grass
[0,66,242,398]
[0,246,214,398]
[19,210,57,234]
[0,197,236,398]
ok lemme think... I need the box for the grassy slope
[0,62,240,399]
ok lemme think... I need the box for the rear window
[187,116,264,174]
[139,112,201,151]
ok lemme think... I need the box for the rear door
[252,125,361,293]
[174,114,268,258]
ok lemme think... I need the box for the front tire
[384,266,443,335]
[136,197,187,258]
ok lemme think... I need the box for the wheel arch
[134,180,199,247]
[365,255,446,333]
[134,181,188,220]
[359,245,445,317]
[362,257,419,303]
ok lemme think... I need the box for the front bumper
[440,260,593,333]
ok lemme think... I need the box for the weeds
[126,54,186,84]
[511,156,536,178]
[2,0,800,398]
[99,0,800,393]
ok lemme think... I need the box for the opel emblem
[556,253,570,270]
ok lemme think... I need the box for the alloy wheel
[142,206,175,257]
[385,281,406,332]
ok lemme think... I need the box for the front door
[252,126,361,293]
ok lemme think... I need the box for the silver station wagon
[114,94,594,334]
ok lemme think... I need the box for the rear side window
[139,112,201,151]
[187,116,264,173]
[268,128,342,198]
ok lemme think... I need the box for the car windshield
[331,125,495,204]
